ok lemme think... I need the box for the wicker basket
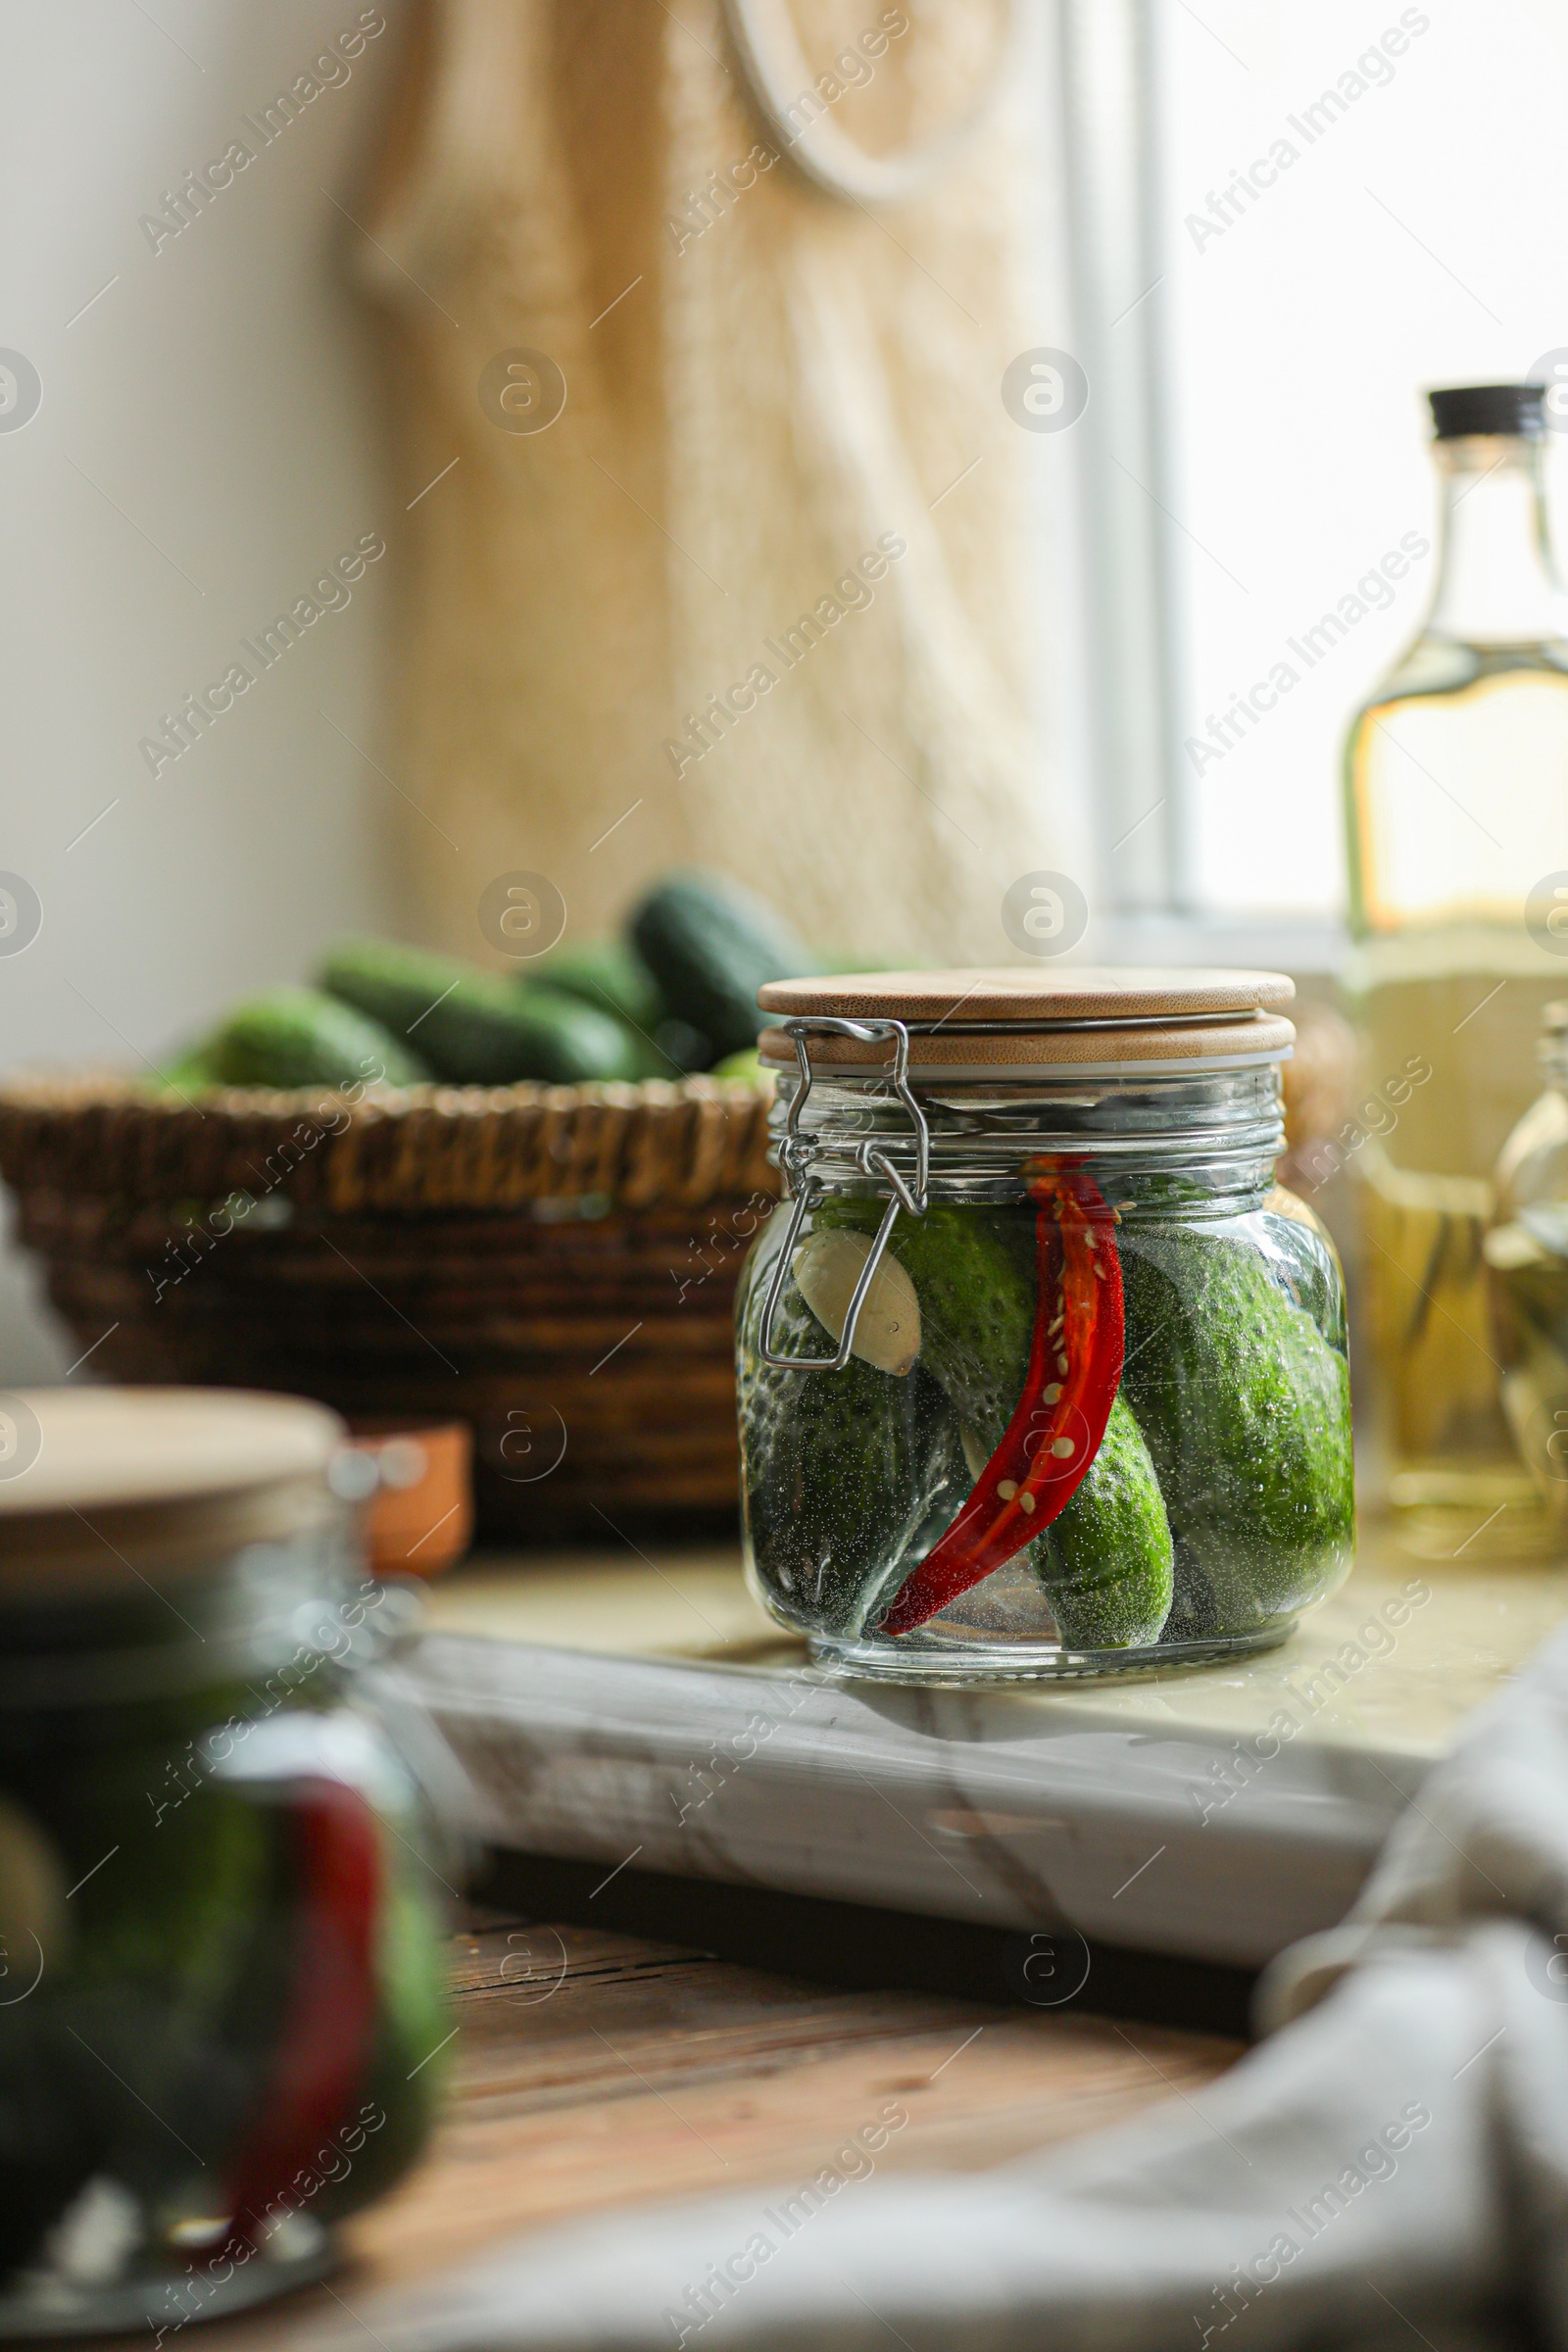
[0,1076,778,1542]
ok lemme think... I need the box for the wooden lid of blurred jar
[758,967,1296,1072]
[0,1387,346,1598]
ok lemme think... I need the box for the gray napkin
[312,1617,1568,2352]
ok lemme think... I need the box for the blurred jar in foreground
[0,1389,450,2337]
[1489,1004,1568,1542]
[1343,381,1568,1553]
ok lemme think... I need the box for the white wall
[0,0,411,1377]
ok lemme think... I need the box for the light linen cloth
[354,0,1080,962]
[315,1620,1568,2352]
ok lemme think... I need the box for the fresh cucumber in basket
[630,872,818,1061]
[318,939,643,1085]
[711,1047,767,1083]
[534,938,667,1036]
[530,942,715,1077]
[156,1049,223,1098]
[198,986,430,1090]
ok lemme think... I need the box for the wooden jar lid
[758,967,1296,1069]
[0,1388,346,1596]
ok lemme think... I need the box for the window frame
[1054,1,1348,973]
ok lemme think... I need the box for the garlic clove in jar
[792,1229,921,1376]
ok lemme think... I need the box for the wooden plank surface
[208,1906,1240,2346]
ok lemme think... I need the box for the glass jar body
[0,1524,449,2334]
[735,1064,1354,1682]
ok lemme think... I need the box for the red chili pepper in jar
[223,1777,381,2247]
[878,1168,1125,1637]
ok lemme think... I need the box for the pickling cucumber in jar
[806,1197,1174,1648]
[1118,1203,1354,1637]
[736,1217,968,1637]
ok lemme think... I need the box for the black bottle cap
[1428,383,1545,440]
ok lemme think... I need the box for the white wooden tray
[391,1525,1568,1969]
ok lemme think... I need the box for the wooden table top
[204,1905,1239,2348]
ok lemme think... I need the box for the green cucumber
[711,1048,767,1083]
[738,1279,966,1636]
[1119,1227,1354,1634]
[156,1049,223,1098]
[20,1751,289,2222]
[816,1200,1173,1647]
[1034,1395,1173,1648]
[533,938,667,1035]
[319,939,642,1085]
[308,1860,448,2218]
[648,1019,714,1076]
[531,938,697,1076]
[205,988,428,1090]
[631,871,817,1060]
[878,1204,1038,1443]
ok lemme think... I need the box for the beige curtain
[356,0,1080,963]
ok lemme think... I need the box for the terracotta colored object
[346,1419,474,1579]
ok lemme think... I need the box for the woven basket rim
[0,1069,778,1214]
[0,1070,769,1115]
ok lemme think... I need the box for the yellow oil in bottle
[1343,396,1568,1557]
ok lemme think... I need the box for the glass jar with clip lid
[734,968,1355,1682]
[0,1387,451,2335]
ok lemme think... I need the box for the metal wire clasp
[758,1017,930,1373]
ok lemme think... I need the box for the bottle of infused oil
[1488,1002,1568,1532]
[1345,381,1568,1553]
